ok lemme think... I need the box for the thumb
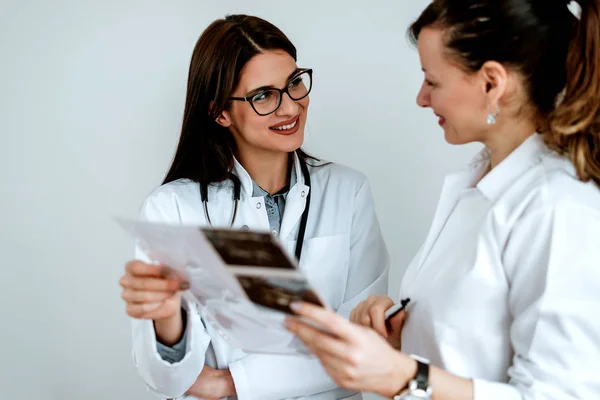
[387,310,407,334]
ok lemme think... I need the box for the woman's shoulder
[138,178,202,219]
[144,178,198,203]
[538,153,600,212]
[514,152,600,219]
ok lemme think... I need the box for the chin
[275,132,304,153]
[443,128,469,145]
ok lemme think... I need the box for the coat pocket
[291,234,350,310]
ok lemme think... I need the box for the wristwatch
[393,354,432,399]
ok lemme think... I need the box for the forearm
[154,309,184,346]
[186,367,236,399]
[131,308,211,398]
[385,356,473,400]
[429,365,473,400]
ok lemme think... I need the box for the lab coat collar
[476,133,550,201]
[232,151,306,198]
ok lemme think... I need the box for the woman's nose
[275,92,300,116]
[416,85,430,108]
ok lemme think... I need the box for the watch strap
[413,357,430,391]
[394,354,431,399]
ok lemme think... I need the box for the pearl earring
[486,104,500,125]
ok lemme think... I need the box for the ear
[479,61,508,108]
[210,101,232,128]
[215,110,232,128]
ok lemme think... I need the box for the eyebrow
[246,68,302,95]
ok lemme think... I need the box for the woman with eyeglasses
[118,14,389,400]
[286,0,600,399]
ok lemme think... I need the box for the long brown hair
[547,1,600,184]
[163,14,315,185]
[409,0,600,186]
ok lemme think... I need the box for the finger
[350,300,369,324]
[365,295,380,308]
[350,303,365,324]
[349,308,356,323]
[126,301,163,317]
[370,307,388,338]
[285,317,320,347]
[389,310,407,334]
[121,288,176,303]
[357,297,377,321]
[287,318,351,359]
[289,302,354,341]
[359,312,372,329]
[120,275,187,292]
[353,296,388,327]
[311,329,351,359]
[125,260,167,277]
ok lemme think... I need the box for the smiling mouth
[435,113,446,125]
[270,116,299,131]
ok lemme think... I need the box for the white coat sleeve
[473,202,600,400]
[228,178,390,400]
[130,192,212,399]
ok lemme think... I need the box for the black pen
[384,297,411,321]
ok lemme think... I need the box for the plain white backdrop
[0,1,480,398]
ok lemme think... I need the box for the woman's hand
[350,296,406,348]
[185,366,236,400]
[119,260,189,345]
[285,302,415,398]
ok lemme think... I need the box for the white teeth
[272,120,297,131]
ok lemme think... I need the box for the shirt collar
[476,132,550,201]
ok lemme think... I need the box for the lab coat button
[301,191,306,197]
[256,202,262,209]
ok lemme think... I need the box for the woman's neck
[484,119,538,169]
[236,148,291,194]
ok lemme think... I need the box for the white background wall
[0,1,479,398]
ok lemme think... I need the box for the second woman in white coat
[286,0,600,399]
[118,14,389,400]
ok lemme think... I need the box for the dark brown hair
[163,14,315,185]
[409,0,600,185]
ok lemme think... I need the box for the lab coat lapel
[279,184,309,242]
[231,197,270,231]
[279,153,309,243]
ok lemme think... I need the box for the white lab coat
[131,153,389,400]
[400,133,600,399]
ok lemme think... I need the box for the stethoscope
[200,157,312,261]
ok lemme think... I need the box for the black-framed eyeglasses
[229,69,313,116]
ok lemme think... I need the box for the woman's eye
[253,91,272,102]
[425,79,436,87]
[289,77,302,87]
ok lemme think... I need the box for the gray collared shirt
[251,167,296,236]
[156,169,296,363]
